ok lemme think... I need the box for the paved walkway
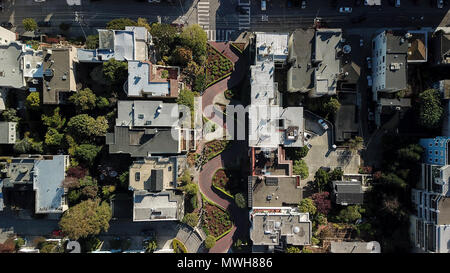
[197,43,249,253]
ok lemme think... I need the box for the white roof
[255,32,289,61]
[127,61,170,97]
[116,100,179,128]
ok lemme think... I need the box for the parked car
[304,132,312,141]
[261,15,269,21]
[395,0,400,7]
[438,0,444,8]
[339,7,352,13]
[301,0,306,8]
[367,75,373,86]
[318,119,329,130]
[366,57,372,69]
[306,143,312,149]
[360,39,363,47]
[37,21,51,27]
[1,21,13,29]
[261,0,266,11]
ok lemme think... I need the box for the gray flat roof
[116,100,180,128]
[106,126,180,157]
[287,29,315,93]
[0,42,25,89]
[33,155,67,213]
[0,121,16,144]
[332,180,364,205]
[133,190,182,221]
[250,209,311,246]
[335,105,358,142]
[250,176,303,207]
[330,241,381,253]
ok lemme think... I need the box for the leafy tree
[380,172,407,189]
[59,199,112,240]
[204,235,216,249]
[315,213,327,226]
[298,198,317,216]
[145,240,158,253]
[396,144,424,163]
[118,171,129,188]
[67,114,108,140]
[337,205,364,223]
[96,97,110,109]
[182,213,199,228]
[180,25,207,63]
[149,23,178,57]
[62,177,80,189]
[418,89,443,129]
[74,144,101,166]
[347,136,364,151]
[314,168,330,192]
[106,18,137,30]
[25,92,40,110]
[176,89,195,110]
[1,108,20,122]
[66,166,87,179]
[137,17,151,33]
[184,61,202,84]
[324,97,341,117]
[68,189,82,205]
[193,73,206,93]
[44,127,64,147]
[14,136,42,154]
[69,88,97,112]
[101,185,116,200]
[79,176,97,187]
[329,168,344,181]
[42,107,66,130]
[293,159,309,179]
[22,18,37,31]
[171,47,193,66]
[285,246,301,253]
[234,193,247,208]
[81,185,98,199]
[286,146,309,160]
[85,34,99,49]
[311,192,332,215]
[182,183,198,196]
[102,58,128,85]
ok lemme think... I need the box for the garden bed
[212,168,232,197]
[203,140,230,161]
[172,238,188,253]
[230,42,245,53]
[201,201,233,239]
[205,44,234,87]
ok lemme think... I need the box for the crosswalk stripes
[197,1,210,30]
[238,6,250,30]
[207,29,235,42]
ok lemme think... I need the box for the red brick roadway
[199,42,250,253]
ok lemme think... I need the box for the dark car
[235,6,249,15]
[37,21,51,27]
[1,21,13,29]
[351,15,367,24]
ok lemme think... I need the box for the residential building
[77,26,152,62]
[129,156,186,222]
[419,137,450,166]
[42,46,78,104]
[330,241,381,253]
[106,100,194,157]
[371,31,408,100]
[407,31,428,63]
[0,122,17,144]
[1,155,69,214]
[334,105,359,143]
[249,32,304,149]
[286,28,343,97]
[331,180,364,205]
[125,60,181,98]
[250,208,311,252]
[375,97,412,128]
[286,29,315,94]
[0,26,16,45]
[431,28,450,66]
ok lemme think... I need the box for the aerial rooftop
[133,190,183,221]
[116,100,181,128]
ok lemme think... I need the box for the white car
[339,7,352,13]
[261,15,268,22]
[360,39,363,47]
[395,0,400,7]
[367,75,373,86]
[437,0,444,8]
[366,57,372,69]
[261,0,266,11]
[318,119,329,130]
[301,1,306,9]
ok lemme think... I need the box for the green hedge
[211,168,233,198]
[172,238,188,253]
